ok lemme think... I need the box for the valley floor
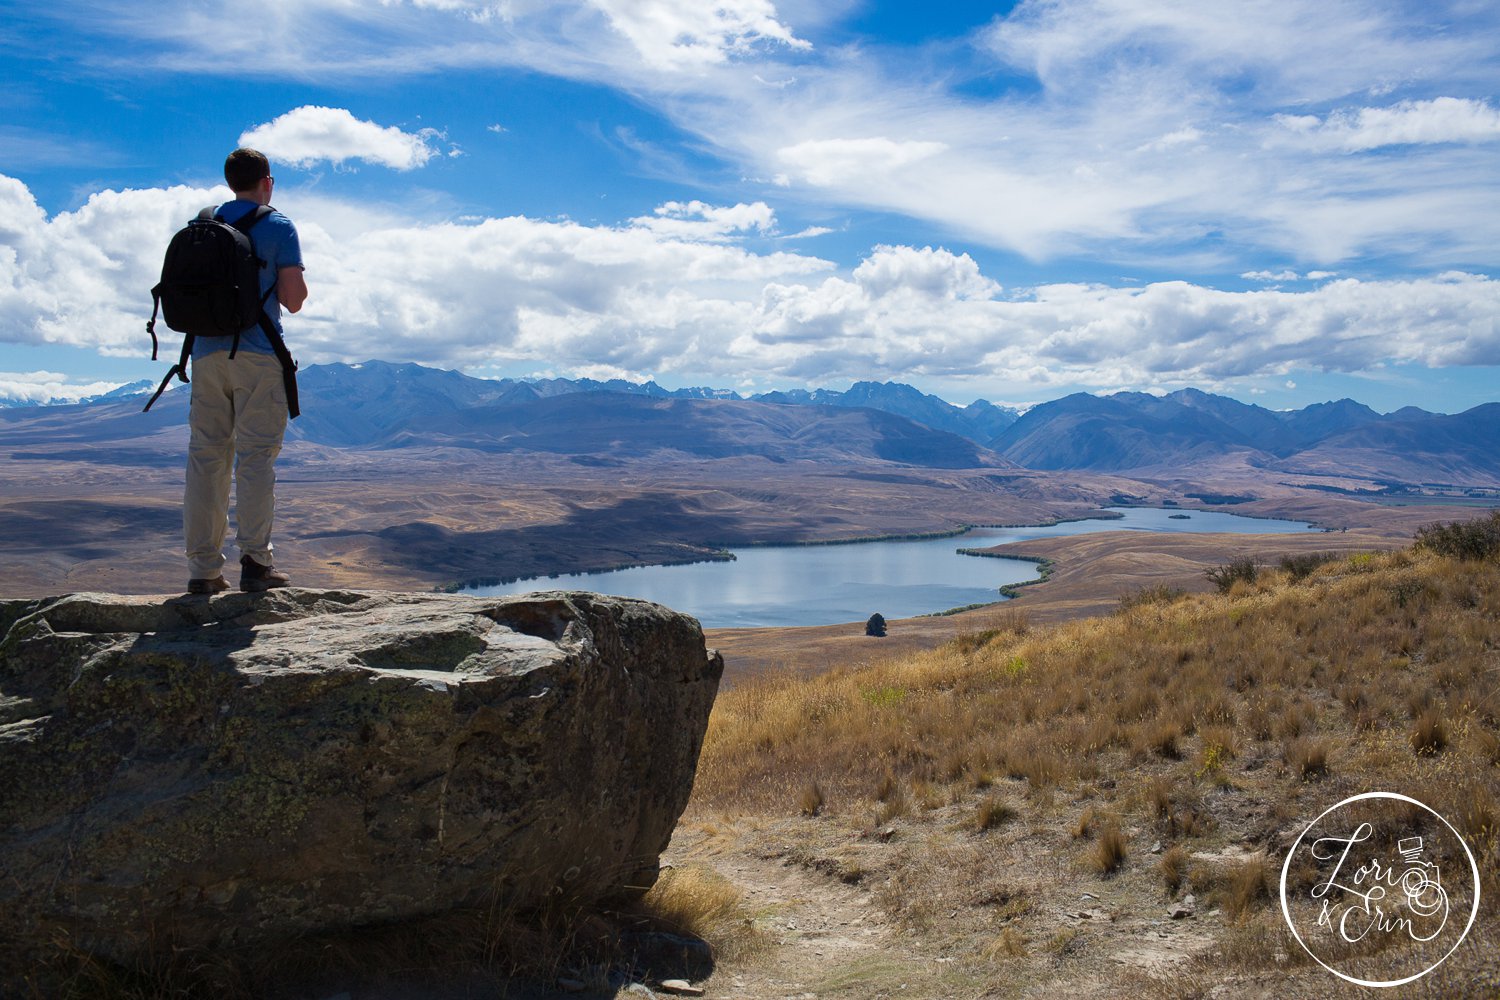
[5,447,1499,999]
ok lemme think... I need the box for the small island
[1168,513,1191,519]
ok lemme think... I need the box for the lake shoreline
[458,508,1319,628]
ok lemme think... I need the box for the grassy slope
[682,540,1500,997]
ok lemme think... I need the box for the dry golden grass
[1090,824,1128,876]
[696,547,1496,818]
[974,794,1018,831]
[1410,708,1450,755]
[1219,855,1273,921]
[981,926,1028,961]
[1284,738,1330,781]
[637,864,766,964]
[1158,845,1189,895]
[1478,726,1500,766]
[687,540,1500,995]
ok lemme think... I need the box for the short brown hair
[224,148,270,193]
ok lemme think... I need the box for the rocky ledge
[0,588,722,967]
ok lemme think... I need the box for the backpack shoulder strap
[229,206,275,362]
[224,204,274,234]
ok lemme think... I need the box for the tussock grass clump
[1073,805,1099,840]
[1409,710,1449,756]
[1220,856,1273,921]
[1476,727,1500,767]
[1447,783,1499,849]
[1275,701,1317,741]
[981,927,1028,961]
[873,787,909,826]
[1285,738,1330,781]
[1158,845,1189,897]
[639,864,765,963]
[1091,825,1127,876]
[1143,721,1183,760]
[975,795,1018,832]
[1242,700,1274,742]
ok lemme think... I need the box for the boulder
[0,588,722,967]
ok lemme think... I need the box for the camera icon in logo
[1397,836,1447,917]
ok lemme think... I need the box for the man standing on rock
[185,148,307,595]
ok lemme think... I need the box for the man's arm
[277,266,308,313]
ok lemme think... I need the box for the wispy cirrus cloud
[773,137,948,187]
[30,0,1500,271]
[1275,97,1500,151]
[587,0,809,71]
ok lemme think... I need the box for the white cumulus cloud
[0,371,133,405]
[628,201,776,241]
[240,106,445,171]
[3,175,1500,399]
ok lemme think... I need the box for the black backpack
[144,205,300,418]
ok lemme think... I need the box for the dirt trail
[662,823,971,1000]
[654,809,1240,1000]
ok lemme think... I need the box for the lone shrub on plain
[1206,556,1258,593]
[1415,510,1500,561]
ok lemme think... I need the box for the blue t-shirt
[191,199,303,360]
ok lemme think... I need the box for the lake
[463,507,1321,629]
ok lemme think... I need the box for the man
[185,148,308,595]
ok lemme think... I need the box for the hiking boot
[239,555,290,592]
[187,575,229,595]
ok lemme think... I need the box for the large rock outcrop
[0,588,722,966]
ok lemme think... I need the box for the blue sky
[2,0,1498,412]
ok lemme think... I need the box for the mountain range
[0,362,1008,471]
[3,362,1497,485]
[0,380,155,410]
[991,388,1500,484]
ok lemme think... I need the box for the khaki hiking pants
[184,350,288,579]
